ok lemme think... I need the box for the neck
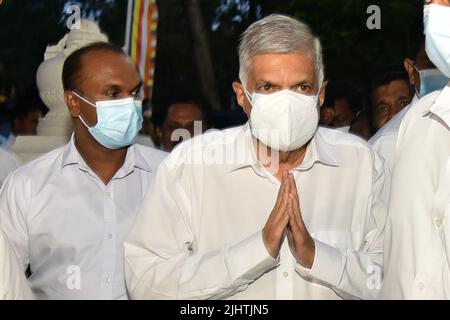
[255,138,308,181]
[74,124,128,185]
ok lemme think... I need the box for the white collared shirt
[125,124,389,300]
[0,137,167,299]
[0,229,33,300]
[0,147,20,186]
[381,83,450,299]
[0,133,15,150]
[369,95,420,173]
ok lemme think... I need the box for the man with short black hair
[0,42,166,299]
[369,69,413,132]
[152,95,210,152]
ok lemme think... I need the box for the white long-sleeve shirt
[369,95,419,174]
[381,84,450,299]
[0,147,20,186]
[0,136,167,299]
[0,229,33,300]
[125,124,389,300]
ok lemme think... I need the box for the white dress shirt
[0,133,16,150]
[0,229,33,299]
[369,95,419,173]
[381,83,450,299]
[125,123,389,300]
[0,147,20,186]
[0,136,167,299]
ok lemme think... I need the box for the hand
[262,171,291,258]
[286,173,316,268]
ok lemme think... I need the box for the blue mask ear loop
[71,91,97,129]
[412,65,422,98]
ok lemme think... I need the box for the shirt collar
[61,134,153,176]
[426,83,450,127]
[226,123,339,174]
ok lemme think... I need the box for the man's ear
[318,80,328,107]
[232,81,251,117]
[65,91,80,118]
[404,58,416,86]
[320,107,335,126]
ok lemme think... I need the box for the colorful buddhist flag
[125,0,158,100]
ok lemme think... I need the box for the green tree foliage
[0,0,424,112]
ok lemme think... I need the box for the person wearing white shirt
[380,1,450,299]
[369,10,448,173]
[125,14,389,300]
[0,229,33,299]
[0,147,20,186]
[0,42,166,299]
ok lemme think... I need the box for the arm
[0,230,33,299]
[0,172,30,272]
[124,160,279,300]
[290,151,389,299]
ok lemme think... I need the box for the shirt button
[105,191,111,197]
[105,277,112,283]
[417,282,425,290]
[283,272,289,278]
[436,219,443,228]
[107,234,113,240]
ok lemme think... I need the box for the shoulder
[402,90,441,125]
[316,127,383,171]
[0,148,20,169]
[317,126,373,152]
[163,125,245,166]
[2,144,66,188]
[133,144,168,168]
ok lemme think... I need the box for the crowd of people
[1,0,450,300]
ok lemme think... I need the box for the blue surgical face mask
[424,4,450,78]
[72,91,143,149]
[414,66,450,97]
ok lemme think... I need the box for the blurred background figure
[151,95,211,152]
[369,6,449,173]
[0,147,20,187]
[319,80,363,132]
[0,94,47,150]
[350,109,373,140]
[369,69,413,133]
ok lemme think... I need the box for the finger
[274,171,288,208]
[289,194,311,244]
[279,171,291,210]
[288,173,299,203]
[288,195,303,232]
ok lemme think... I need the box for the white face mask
[244,88,320,152]
[424,4,450,78]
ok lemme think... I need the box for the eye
[376,105,389,115]
[256,83,278,93]
[106,89,121,98]
[399,100,409,108]
[293,84,311,93]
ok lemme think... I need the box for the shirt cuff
[295,239,344,287]
[228,230,279,281]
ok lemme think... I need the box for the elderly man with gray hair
[124,14,389,300]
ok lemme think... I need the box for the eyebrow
[103,81,143,92]
[255,79,312,87]
[396,95,410,101]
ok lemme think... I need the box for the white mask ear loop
[71,91,96,108]
[71,91,95,128]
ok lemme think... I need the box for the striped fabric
[125,0,158,99]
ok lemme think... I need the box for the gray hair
[238,14,324,87]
